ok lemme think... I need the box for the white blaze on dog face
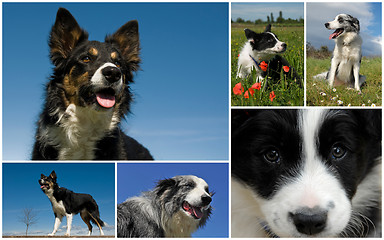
[184,176,211,208]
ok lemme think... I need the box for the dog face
[49,8,139,115]
[39,170,58,194]
[244,25,287,54]
[155,175,213,225]
[325,14,360,40]
[232,109,381,237]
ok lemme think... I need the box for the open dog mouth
[182,201,205,219]
[39,182,50,190]
[95,88,116,109]
[329,28,344,39]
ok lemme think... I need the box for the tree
[236,17,245,23]
[18,208,38,236]
[270,13,274,23]
[267,16,270,23]
[277,11,284,23]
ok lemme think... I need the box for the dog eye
[331,144,346,159]
[114,61,121,68]
[263,148,280,163]
[82,56,91,63]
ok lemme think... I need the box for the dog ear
[41,174,46,178]
[244,28,257,40]
[49,170,57,181]
[352,17,360,32]
[49,8,89,67]
[106,20,140,73]
[155,178,177,197]
[264,24,272,33]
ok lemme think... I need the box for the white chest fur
[45,104,119,160]
[46,191,66,217]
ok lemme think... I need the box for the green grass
[306,57,382,106]
[231,23,304,106]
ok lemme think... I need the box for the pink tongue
[192,207,203,219]
[96,93,116,108]
[329,32,337,40]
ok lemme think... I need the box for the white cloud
[307,3,381,56]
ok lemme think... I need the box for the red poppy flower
[283,66,290,72]
[260,61,268,71]
[233,82,244,95]
[244,90,250,98]
[269,91,276,102]
[251,82,261,90]
[248,88,255,96]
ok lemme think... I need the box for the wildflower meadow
[231,23,304,106]
[306,56,382,106]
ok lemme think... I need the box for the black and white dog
[236,25,301,87]
[32,8,153,160]
[232,109,381,237]
[117,175,213,237]
[316,14,365,91]
[39,171,105,236]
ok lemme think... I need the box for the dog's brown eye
[114,61,121,68]
[264,148,280,163]
[82,56,91,63]
[331,144,346,159]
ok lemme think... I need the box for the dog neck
[162,210,199,237]
[43,104,119,160]
[337,32,362,46]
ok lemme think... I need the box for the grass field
[231,23,304,106]
[306,57,382,106]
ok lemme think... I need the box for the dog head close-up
[244,25,287,54]
[325,14,360,40]
[154,175,213,227]
[39,170,58,194]
[232,109,381,237]
[48,7,139,118]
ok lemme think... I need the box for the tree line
[232,11,303,24]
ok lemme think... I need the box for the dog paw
[65,233,71,237]
[48,233,55,236]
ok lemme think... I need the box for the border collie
[32,8,153,160]
[39,171,105,236]
[236,24,301,87]
[316,14,364,91]
[232,109,381,237]
[117,175,213,237]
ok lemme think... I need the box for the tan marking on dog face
[89,47,99,56]
[111,52,118,59]
[61,66,89,106]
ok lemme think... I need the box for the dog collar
[249,55,261,68]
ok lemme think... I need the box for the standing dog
[39,171,105,236]
[232,109,381,237]
[117,175,213,238]
[324,14,365,91]
[32,8,153,160]
[236,24,301,87]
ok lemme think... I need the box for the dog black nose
[282,43,287,49]
[102,66,121,83]
[290,210,327,235]
[201,195,212,206]
[325,23,329,28]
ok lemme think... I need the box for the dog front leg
[353,63,361,91]
[65,214,73,236]
[48,215,63,236]
[328,58,339,87]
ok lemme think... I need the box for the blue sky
[2,163,115,236]
[307,2,382,56]
[232,3,304,22]
[117,162,229,238]
[2,3,229,160]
